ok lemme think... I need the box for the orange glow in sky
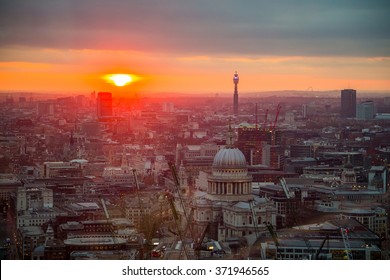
[0,2,389,96]
[0,51,389,96]
[104,74,133,87]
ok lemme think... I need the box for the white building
[17,209,59,229]
[190,126,277,241]
[17,186,53,212]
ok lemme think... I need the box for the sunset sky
[0,0,389,96]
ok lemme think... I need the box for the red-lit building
[97,92,113,118]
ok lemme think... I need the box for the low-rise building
[258,219,382,260]
[17,226,45,260]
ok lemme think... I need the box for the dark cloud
[0,0,389,56]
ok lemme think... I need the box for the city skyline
[0,0,389,95]
[1,91,389,261]
[1,1,390,266]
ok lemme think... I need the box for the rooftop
[19,226,44,236]
[64,236,127,246]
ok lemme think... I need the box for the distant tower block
[97,92,113,118]
[340,89,356,118]
[233,71,239,115]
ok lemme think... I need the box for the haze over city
[1,0,390,266]
[0,0,389,96]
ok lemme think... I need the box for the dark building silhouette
[97,92,113,118]
[340,89,356,118]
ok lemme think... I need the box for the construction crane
[263,222,281,259]
[132,169,143,216]
[101,197,111,221]
[279,177,293,199]
[278,177,298,226]
[270,103,282,131]
[182,206,195,240]
[193,224,210,259]
[164,191,190,259]
[255,103,258,129]
[132,169,156,259]
[264,222,279,247]
[315,235,329,260]
[303,237,314,259]
[100,198,118,244]
[168,161,193,239]
[340,228,353,260]
[249,200,260,239]
[169,161,199,259]
[169,161,217,259]
[263,109,269,130]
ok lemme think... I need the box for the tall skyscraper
[233,71,239,115]
[340,89,356,118]
[97,92,113,118]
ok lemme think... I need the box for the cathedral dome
[213,147,247,168]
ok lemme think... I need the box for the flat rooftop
[64,236,127,246]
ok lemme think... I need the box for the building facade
[16,186,53,212]
[340,89,357,118]
[357,100,375,120]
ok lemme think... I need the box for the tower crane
[132,169,156,259]
[169,161,215,259]
[249,200,260,239]
[164,191,190,259]
[100,198,118,244]
[168,161,197,258]
[264,222,279,247]
[132,169,146,216]
[340,228,353,260]
[279,177,293,199]
[278,177,298,226]
[255,103,258,129]
[263,222,281,259]
[193,224,210,259]
[168,161,193,239]
[303,237,314,259]
[132,169,142,210]
[182,206,195,240]
[101,197,111,221]
[263,109,269,130]
[315,235,330,260]
[270,103,282,131]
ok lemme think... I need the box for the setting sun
[104,74,133,87]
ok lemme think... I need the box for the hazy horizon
[1,1,389,94]
[1,89,390,101]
